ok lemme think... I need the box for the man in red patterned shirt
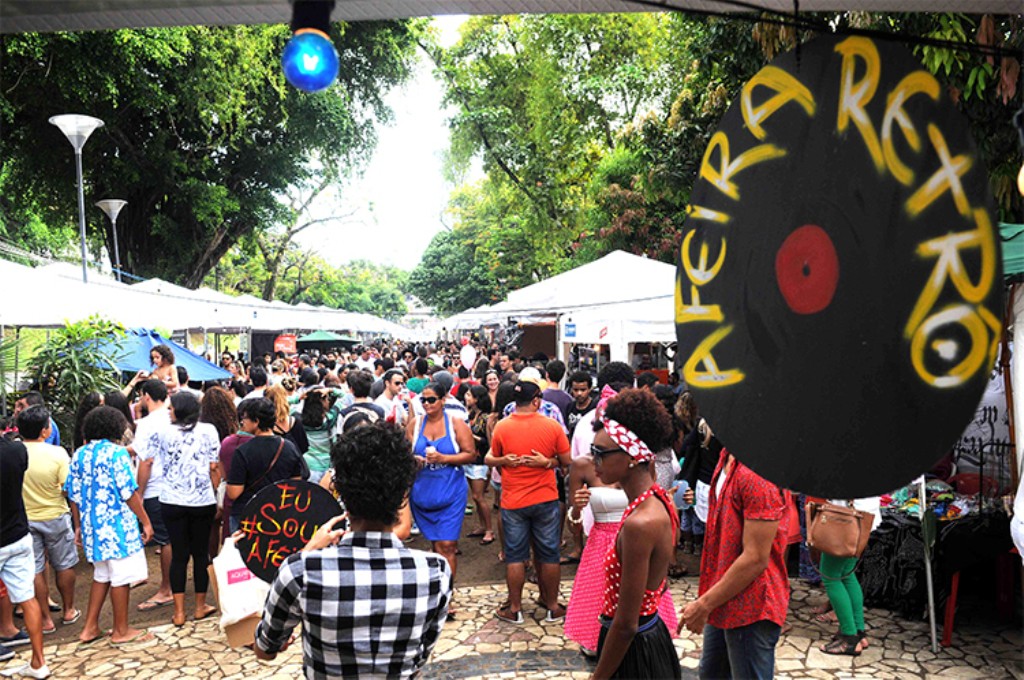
[678,449,791,679]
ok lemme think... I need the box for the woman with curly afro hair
[589,388,681,680]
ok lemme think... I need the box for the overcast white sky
[295,16,475,272]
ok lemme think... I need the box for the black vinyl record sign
[675,35,1002,498]
[236,480,341,582]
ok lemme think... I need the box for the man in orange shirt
[486,380,571,625]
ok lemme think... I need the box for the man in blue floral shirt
[65,407,154,646]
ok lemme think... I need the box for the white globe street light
[49,114,104,283]
[95,199,127,282]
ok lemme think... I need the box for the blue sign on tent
[565,323,576,338]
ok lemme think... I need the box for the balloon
[461,337,470,346]
[460,344,477,371]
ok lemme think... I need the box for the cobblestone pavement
[2,578,1018,679]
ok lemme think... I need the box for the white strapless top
[589,486,628,524]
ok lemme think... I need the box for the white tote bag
[212,537,271,628]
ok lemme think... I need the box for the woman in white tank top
[564,456,678,656]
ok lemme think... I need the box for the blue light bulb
[282,29,339,93]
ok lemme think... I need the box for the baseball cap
[513,380,541,401]
[518,366,544,388]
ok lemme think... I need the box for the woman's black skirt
[597,613,681,679]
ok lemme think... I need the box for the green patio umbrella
[296,330,359,344]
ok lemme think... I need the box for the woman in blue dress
[405,383,476,587]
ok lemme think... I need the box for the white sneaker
[1,663,51,679]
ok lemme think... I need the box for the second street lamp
[95,199,127,282]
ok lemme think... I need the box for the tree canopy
[208,242,410,320]
[0,21,421,287]
[412,12,1022,315]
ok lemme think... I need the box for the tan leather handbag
[805,501,874,559]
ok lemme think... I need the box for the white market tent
[559,295,676,362]
[506,249,674,312]
[446,250,676,362]
[0,259,409,337]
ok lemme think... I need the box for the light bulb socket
[291,1,335,35]
[293,27,329,40]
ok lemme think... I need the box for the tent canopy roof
[1001,223,1024,279]
[3,0,1019,34]
[297,330,359,343]
[506,250,674,312]
[0,258,411,335]
[99,328,232,381]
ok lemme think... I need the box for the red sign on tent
[274,334,297,354]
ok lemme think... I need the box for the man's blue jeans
[699,620,781,679]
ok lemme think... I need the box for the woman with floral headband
[589,388,681,680]
[564,384,678,660]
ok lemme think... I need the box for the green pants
[819,553,864,636]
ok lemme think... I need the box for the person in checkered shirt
[254,422,452,679]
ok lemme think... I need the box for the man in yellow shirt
[18,406,79,633]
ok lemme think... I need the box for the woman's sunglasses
[590,443,624,460]
[421,396,441,404]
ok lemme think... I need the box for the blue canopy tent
[100,328,232,381]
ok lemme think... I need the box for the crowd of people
[0,338,884,679]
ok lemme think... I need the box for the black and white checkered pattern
[256,532,452,679]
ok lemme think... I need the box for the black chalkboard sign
[236,480,342,582]
[675,35,1001,497]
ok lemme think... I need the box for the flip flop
[137,598,172,612]
[61,609,81,625]
[194,607,218,622]
[467,530,486,538]
[480,536,495,545]
[78,632,109,647]
[545,606,567,623]
[559,556,580,566]
[494,605,523,624]
[111,631,154,647]
[41,626,57,635]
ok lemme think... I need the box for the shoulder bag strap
[251,437,286,489]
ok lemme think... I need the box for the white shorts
[93,549,148,587]
[464,464,490,481]
[0,534,36,604]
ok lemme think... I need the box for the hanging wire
[626,0,1021,61]
[793,0,801,67]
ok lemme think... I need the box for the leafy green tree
[207,247,409,320]
[0,21,421,286]
[30,316,125,444]
[409,228,500,316]
[427,14,682,276]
